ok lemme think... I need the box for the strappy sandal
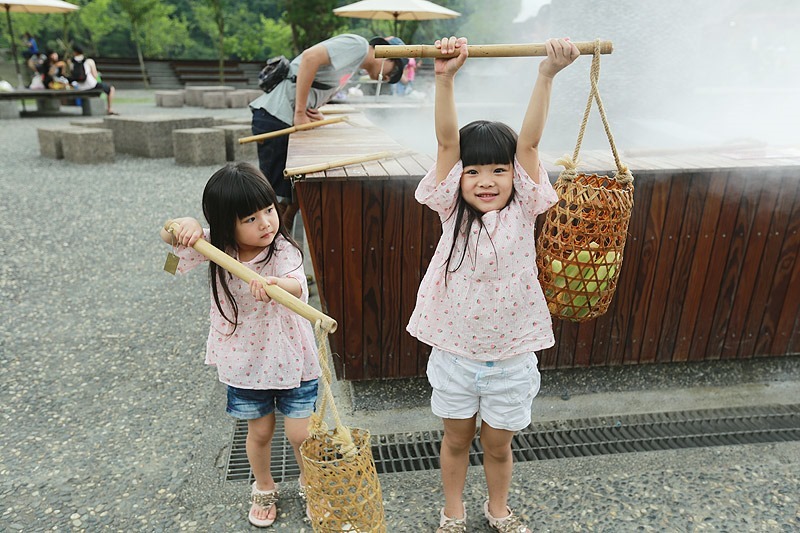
[437,504,466,532]
[248,482,279,527]
[483,500,530,533]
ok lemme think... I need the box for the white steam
[365,0,800,158]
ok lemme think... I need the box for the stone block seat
[61,128,114,164]
[155,90,185,108]
[214,124,257,162]
[184,85,235,107]
[172,128,226,166]
[102,115,214,158]
[202,91,227,109]
[225,90,252,109]
[37,126,74,159]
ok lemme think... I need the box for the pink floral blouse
[175,231,320,389]
[406,158,558,362]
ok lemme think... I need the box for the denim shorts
[426,348,541,432]
[226,379,319,420]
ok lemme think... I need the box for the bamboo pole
[163,221,337,333]
[238,116,349,144]
[374,40,613,59]
[284,150,404,177]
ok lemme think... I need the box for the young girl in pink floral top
[406,37,579,533]
[161,162,319,528]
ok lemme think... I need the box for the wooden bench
[0,87,105,117]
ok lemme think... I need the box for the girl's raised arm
[516,38,579,181]
[434,37,468,184]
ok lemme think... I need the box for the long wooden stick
[284,150,403,177]
[374,40,613,59]
[238,116,349,144]
[164,221,337,333]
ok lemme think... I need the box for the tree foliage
[0,0,523,65]
[284,0,346,54]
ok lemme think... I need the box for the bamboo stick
[374,40,613,59]
[164,221,337,333]
[238,116,349,144]
[283,150,403,177]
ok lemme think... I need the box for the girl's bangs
[459,121,517,167]
[232,177,274,219]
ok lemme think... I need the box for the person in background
[396,56,417,96]
[38,50,68,89]
[407,36,579,533]
[249,34,407,230]
[21,32,38,61]
[69,46,117,115]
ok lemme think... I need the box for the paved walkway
[0,92,798,532]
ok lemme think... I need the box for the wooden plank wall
[299,164,800,380]
[538,165,800,370]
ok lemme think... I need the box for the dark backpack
[258,55,333,94]
[71,57,87,83]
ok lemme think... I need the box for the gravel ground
[1,93,799,532]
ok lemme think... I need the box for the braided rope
[560,39,633,185]
[307,320,357,457]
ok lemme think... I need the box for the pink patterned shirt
[406,158,558,362]
[175,231,320,389]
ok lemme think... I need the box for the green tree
[284,0,345,54]
[118,0,190,86]
[224,13,293,61]
[77,0,124,55]
[192,0,227,81]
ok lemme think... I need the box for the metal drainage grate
[225,404,800,481]
[226,415,300,483]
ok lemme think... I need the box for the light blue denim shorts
[226,379,319,420]
[426,348,541,431]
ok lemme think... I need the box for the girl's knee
[283,418,310,447]
[442,431,474,452]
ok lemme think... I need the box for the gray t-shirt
[250,34,369,125]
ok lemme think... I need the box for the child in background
[161,162,320,528]
[406,37,579,532]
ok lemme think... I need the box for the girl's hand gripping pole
[163,220,337,333]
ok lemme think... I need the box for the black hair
[202,162,302,333]
[73,45,83,54]
[444,120,518,277]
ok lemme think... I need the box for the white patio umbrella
[333,0,460,37]
[2,0,80,87]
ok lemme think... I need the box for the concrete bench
[102,115,215,158]
[184,85,235,107]
[202,91,227,109]
[37,126,75,159]
[214,124,257,162]
[214,116,252,126]
[154,90,185,108]
[225,90,252,108]
[0,87,105,118]
[173,128,226,166]
[61,128,114,164]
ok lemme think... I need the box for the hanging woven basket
[301,323,386,532]
[536,40,635,322]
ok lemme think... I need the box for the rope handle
[557,39,633,184]
[307,321,357,456]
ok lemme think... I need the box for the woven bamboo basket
[301,324,386,532]
[536,40,634,322]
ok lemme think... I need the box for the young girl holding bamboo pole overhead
[160,162,320,528]
[406,36,579,532]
